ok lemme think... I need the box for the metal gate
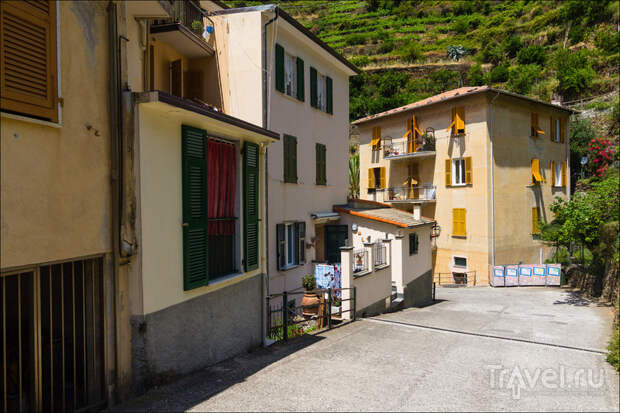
[1,256,107,412]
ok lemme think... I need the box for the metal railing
[266,288,357,343]
[374,242,387,266]
[379,185,436,202]
[353,249,368,273]
[434,270,477,286]
[153,0,205,32]
[383,139,435,158]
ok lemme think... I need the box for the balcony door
[325,225,348,264]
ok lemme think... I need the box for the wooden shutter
[316,143,326,185]
[464,156,472,185]
[532,207,540,234]
[453,208,466,236]
[326,75,333,114]
[275,43,284,93]
[379,167,386,189]
[550,160,555,186]
[244,141,260,271]
[559,118,566,143]
[371,126,381,150]
[531,158,543,183]
[283,134,297,183]
[407,116,414,153]
[447,108,456,135]
[550,117,556,142]
[170,59,183,97]
[561,161,567,187]
[445,159,452,187]
[182,125,209,290]
[1,0,58,122]
[276,223,285,270]
[455,106,465,134]
[296,221,306,264]
[296,56,304,101]
[310,66,317,108]
[368,168,375,189]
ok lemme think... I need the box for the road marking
[366,317,609,355]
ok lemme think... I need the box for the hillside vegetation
[225,0,619,120]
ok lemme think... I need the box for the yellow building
[352,86,574,285]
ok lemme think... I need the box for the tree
[466,64,485,86]
[507,64,541,95]
[553,49,596,100]
[517,45,546,66]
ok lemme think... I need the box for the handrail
[377,185,436,202]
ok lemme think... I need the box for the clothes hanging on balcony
[207,140,236,235]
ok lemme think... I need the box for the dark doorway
[325,225,348,264]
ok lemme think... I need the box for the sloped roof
[352,86,576,125]
[334,200,434,229]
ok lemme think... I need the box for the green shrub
[479,42,502,65]
[608,327,620,371]
[302,274,316,291]
[400,42,423,63]
[451,18,469,34]
[502,35,522,59]
[466,64,485,86]
[568,24,586,44]
[507,64,542,95]
[429,69,460,93]
[517,44,546,66]
[594,28,620,54]
[553,49,596,100]
[346,33,368,46]
[378,38,395,53]
[350,55,371,67]
[488,63,510,83]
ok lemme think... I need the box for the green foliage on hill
[225,0,619,119]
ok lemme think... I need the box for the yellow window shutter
[452,209,458,235]
[453,208,466,236]
[532,207,539,234]
[461,209,466,236]
[560,118,566,143]
[446,107,456,134]
[379,167,386,188]
[1,1,58,123]
[561,162,567,187]
[464,156,473,184]
[550,117,555,142]
[368,168,375,189]
[531,158,543,183]
[371,126,381,149]
[455,106,465,134]
[407,116,414,153]
[550,160,555,185]
[445,159,452,187]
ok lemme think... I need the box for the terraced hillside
[225,1,619,120]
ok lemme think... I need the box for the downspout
[489,92,500,267]
[261,6,278,346]
[107,1,120,405]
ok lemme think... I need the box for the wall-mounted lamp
[351,223,358,232]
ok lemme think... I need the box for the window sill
[451,234,467,238]
[449,183,469,188]
[283,179,298,184]
[374,263,390,271]
[353,270,372,279]
[316,183,327,186]
[1,111,62,128]
[208,271,244,286]
[276,89,304,104]
[311,105,332,116]
[279,263,304,272]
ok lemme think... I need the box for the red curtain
[207,140,236,235]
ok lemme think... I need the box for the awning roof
[334,199,434,229]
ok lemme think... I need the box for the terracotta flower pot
[301,292,320,316]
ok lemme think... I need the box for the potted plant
[301,274,320,317]
[191,20,203,36]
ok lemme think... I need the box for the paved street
[113,287,619,412]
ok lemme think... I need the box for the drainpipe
[261,6,278,346]
[489,92,500,267]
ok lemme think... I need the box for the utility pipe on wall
[489,92,500,267]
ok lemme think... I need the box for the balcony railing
[154,0,205,31]
[383,139,435,158]
[378,185,436,203]
[353,249,368,274]
[374,242,387,266]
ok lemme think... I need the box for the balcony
[150,0,214,58]
[377,185,436,204]
[383,140,435,160]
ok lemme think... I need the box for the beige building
[209,5,359,296]
[352,86,574,285]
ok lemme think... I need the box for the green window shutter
[182,125,208,290]
[275,43,284,93]
[316,143,326,185]
[296,221,306,263]
[276,223,285,270]
[310,67,317,108]
[284,134,297,183]
[283,135,290,182]
[291,136,297,182]
[296,57,305,102]
[321,144,326,184]
[326,76,333,114]
[244,142,260,271]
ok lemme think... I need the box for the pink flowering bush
[588,138,615,178]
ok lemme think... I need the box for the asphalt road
[112,287,619,412]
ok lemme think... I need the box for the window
[277,222,306,270]
[367,167,385,190]
[447,106,465,136]
[1,1,58,123]
[452,208,466,237]
[530,112,544,137]
[409,233,419,255]
[310,66,333,114]
[554,118,561,142]
[447,157,472,186]
[371,126,382,151]
[454,256,467,268]
[182,126,252,290]
[531,158,544,184]
[532,207,541,234]
[316,143,326,185]
[275,43,304,101]
[551,161,562,187]
[283,134,297,183]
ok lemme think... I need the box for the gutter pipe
[489,92,500,267]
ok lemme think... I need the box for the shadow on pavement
[109,334,326,412]
[552,290,613,307]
